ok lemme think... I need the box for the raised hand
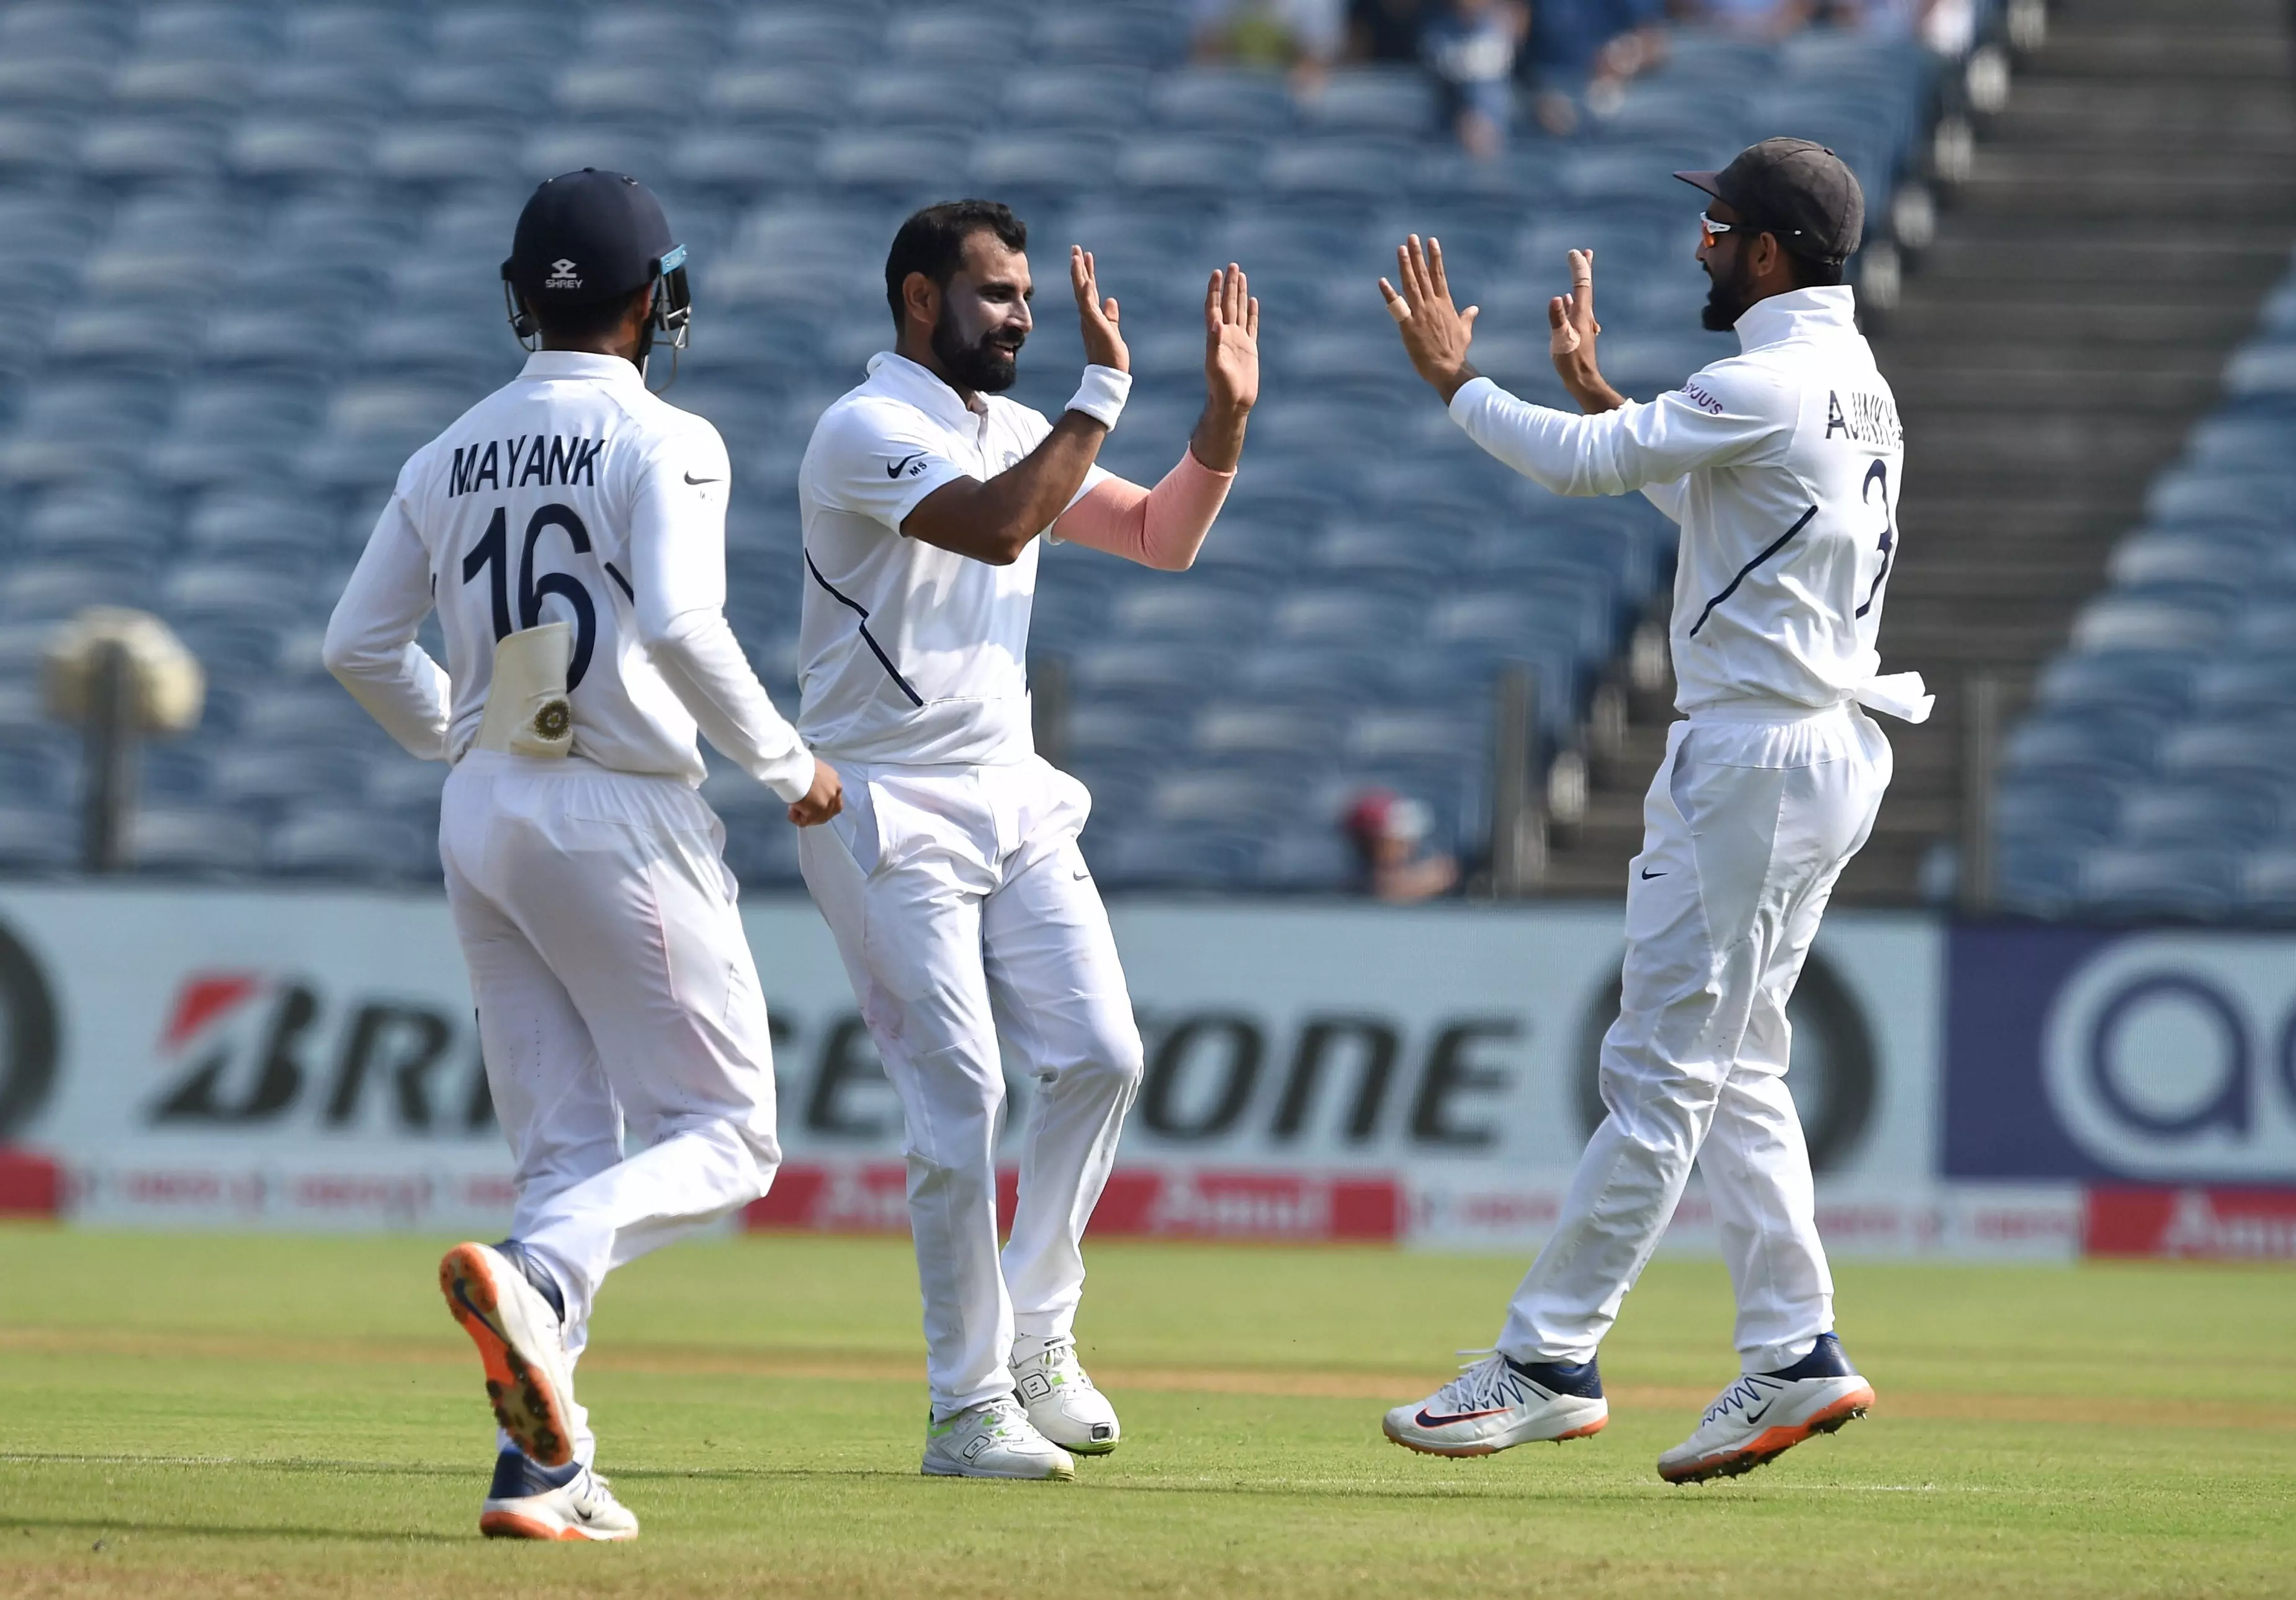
[1379,235,1481,402]
[1548,249,1621,413]
[1071,246,1128,374]
[1204,262,1259,416]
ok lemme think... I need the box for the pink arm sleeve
[1051,447,1235,572]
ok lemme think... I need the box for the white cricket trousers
[797,756,1144,1420]
[1497,703,1891,1374]
[441,751,783,1462]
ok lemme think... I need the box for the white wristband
[1065,364,1131,429]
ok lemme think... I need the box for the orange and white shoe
[1383,1351,1608,1457]
[439,1241,578,1468]
[480,1450,638,1542]
[1657,1333,1875,1484]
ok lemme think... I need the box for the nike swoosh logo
[684,472,723,485]
[1741,1401,1774,1424]
[1415,1407,1509,1428]
[887,452,925,479]
[1641,868,1667,879]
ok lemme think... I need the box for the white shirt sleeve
[812,396,977,534]
[628,422,816,802]
[323,483,451,761]
[1448,364,1788,498]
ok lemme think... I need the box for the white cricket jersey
[796,351,1108,768]
[1450,286,1924,721]
[325,349,812,796]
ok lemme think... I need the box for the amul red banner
[2084,1188,2296,1260]
[745,1162,1403,1244]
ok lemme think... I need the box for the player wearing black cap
[325,170,839,1540]
[1378,138,1919,1482]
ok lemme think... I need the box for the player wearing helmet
[324,169,838,1540]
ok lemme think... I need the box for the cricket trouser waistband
[1686,672,1933,729]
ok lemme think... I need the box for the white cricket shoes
[922,1397,1077,1480]
[1011,1337,1121,1455]
[1657,1333,1876,1484]
[1384,1351,1608,1457]
[479,1450,639,1542]
[439,1240,579,1468]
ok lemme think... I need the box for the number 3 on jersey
[462,502,598,689]
[1854,459,1895,620]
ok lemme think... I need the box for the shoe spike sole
[439,1245,573,1468]
[1658,1388,1875,1485]
[1385,1415,1608,1457]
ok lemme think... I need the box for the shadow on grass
[0,1515,461,1546]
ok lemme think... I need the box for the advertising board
[0,883,2074,1257]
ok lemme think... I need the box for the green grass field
[1,1225,2291,1599]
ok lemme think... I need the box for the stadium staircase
[1539,0,2296,903]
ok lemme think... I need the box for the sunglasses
[1698,211,1739,247]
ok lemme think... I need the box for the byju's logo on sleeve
[2040,935,2296,1181]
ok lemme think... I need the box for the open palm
[1204,262,1259,414]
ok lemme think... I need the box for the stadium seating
[1993,257,2296,920]
[0,0,1940,891]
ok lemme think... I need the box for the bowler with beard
[792,200,1258,1480]
[1376,139,1927,1484]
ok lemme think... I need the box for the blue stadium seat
[1999,712,2160,789]
[1993,776,2122,851]
[2158,720,2296,786]
[2117,782,2284,848]
[1150,68,1294,135]
[296,382,466,488]
[268,809,433,880]
[78,114,229,184]
[704,64,851,128]
[1034,7,1186,68]
[2080,846,2240,923]
[1263,138,1415,200]
[1090,823,1261,888]
[149,380,323,486]
[1010,66,1155,129]
[2032,650,2200,720]
[0,807,77,872]
[885,4,1036,66]
[1273,586,1428,646]
[1190,700,1343,761]
[131,805,264,877]
[0,378,169,485]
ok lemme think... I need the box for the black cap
[1675,138,1864,267]
[503,168,676,307]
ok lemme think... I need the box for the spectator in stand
[1349,0,1430,62]
[1343,790,1460,902]
[1518,0,1667,136]
[1193,0,1350,92]
[1421,0,1528,159]
[1842,0,1977,58]
[1677,0,1818,40]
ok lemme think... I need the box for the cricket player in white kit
[1378,140,1922,1482]
[325,170,841,1539]
[793,201,1258,1479]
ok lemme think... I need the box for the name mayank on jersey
[448,432,607,498]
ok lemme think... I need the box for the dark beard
[932,303,1021,393]
[1700,257,1757,332]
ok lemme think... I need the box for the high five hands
[1381,238,1625,416]
[1194,262,1258,472]
[1379,236,1481,403]
[1546,248,1625,414]
[1070,245,1129,375]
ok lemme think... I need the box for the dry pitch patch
[1,1228,2291,1599]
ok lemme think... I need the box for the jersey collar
[1733,285,1859,352]
[518,349,647,387]
[866,351,990,425]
